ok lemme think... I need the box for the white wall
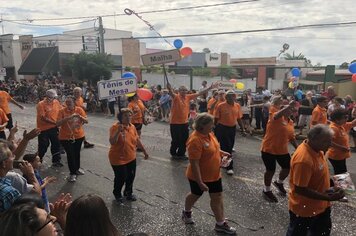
[12,41,24,80]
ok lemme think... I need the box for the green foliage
[141,65,163,73]
[218,65,237,79]
[67,52,113,84]
[283,51,312,66]
[192,67,211,76]
[340,62,349,69]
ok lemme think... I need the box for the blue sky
[1,0,356,65]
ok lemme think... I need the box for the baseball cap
[46,89,58,98]
[226,90,236,95]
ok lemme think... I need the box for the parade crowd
[0,77,355,236]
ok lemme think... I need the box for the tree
[67,52,113,85]
[218,65,238,79]
[283,51,311,66]
[192,67,211,76]
[340,62,349,69]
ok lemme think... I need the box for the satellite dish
[283,43,290,50]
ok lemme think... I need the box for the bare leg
[184,192,200,211]
[209,192,224,222]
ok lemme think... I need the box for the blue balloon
[348,62,356,74]
[173,39,183,49]
[122,72,136,79]
[291,68,300,77]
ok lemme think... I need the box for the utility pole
[98,16,105,53]
[1,14,4,34]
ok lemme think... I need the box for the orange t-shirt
[207,98,216,115]
[186,131,221,182]
[170,94,199,124]
[310,105,327,127]
[214,101,242,127]
[261,105,294,155]
[108,123,138,166]
[36,99,62,131]
[75,97,85,109]
[57,107,86,140]
[326,122,355,160]
[0,91,12,114]
[289,141,330,217]
[128,100,145,124]
[0,108,9,131]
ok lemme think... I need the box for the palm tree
[283,51,311,66]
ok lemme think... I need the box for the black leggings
[61,138,84,175]
[112,159,136,198]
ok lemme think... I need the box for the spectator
[64,194,121,236]
[23,154,56,212]
[298,91,314,135]
[159,89,171,122]
[0,203,58,236]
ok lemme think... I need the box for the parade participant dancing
[56,96,87,182]
[327,108,356,178]
[167,83,216,159]
[310,96,328,127]
[260,97,298,202]
[182,113,236,235]
[214,90,245,175]
[0,89,24,132]
[287,125,344,236]
[73,87,94,148]
[36,89,63,167]
[127,94,147,137]
[108,108,149,203]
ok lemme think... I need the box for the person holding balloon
[167,82,217,160]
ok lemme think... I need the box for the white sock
[277,179,284,184]
[217,221,225,226]
[264,186,271,192]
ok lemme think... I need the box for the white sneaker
[68,175,77,182]
[76,168,85,175]
[226,169,234,175]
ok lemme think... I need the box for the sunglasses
[36,215,56,232]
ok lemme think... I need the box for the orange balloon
[180,47,193,57]
[352,74,356,83]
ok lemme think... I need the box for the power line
[129,21,356,39]
[2,19,96,27]
[2,0,260,22]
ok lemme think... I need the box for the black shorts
[6,113,13,130]
[261,151,291,172]
[242,114,250,120]
[328,158,347,175]
[133,123,143,131]
[188,178,222,196]
[350,127,356,138]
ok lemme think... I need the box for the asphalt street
[9,104,356,236]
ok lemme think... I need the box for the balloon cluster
[288,68,301,89]
[173,39,193,58]
[229,79,245,90]
[121,72,153,101]
[348,62,356,83]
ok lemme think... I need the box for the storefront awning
[18,47,59,75]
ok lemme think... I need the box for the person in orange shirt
[0,108,9,140]
[36,89,63,167]
[108,108,149,203]
[260,97,298,202]
[57,96,88,183]
[310,96,328,127]
[182,113,236,235]
[0,89,24,132]
[208,90,225,116]
[287,124,344,236]
[73,87,94,149]
[327,108,356,176]
[214,90,245,175]
[127,94,147,137]
[167,83,216,159]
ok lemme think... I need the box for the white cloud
[2,0,356,65]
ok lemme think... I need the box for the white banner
[97,78,137,100]
[217,81,235,90]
